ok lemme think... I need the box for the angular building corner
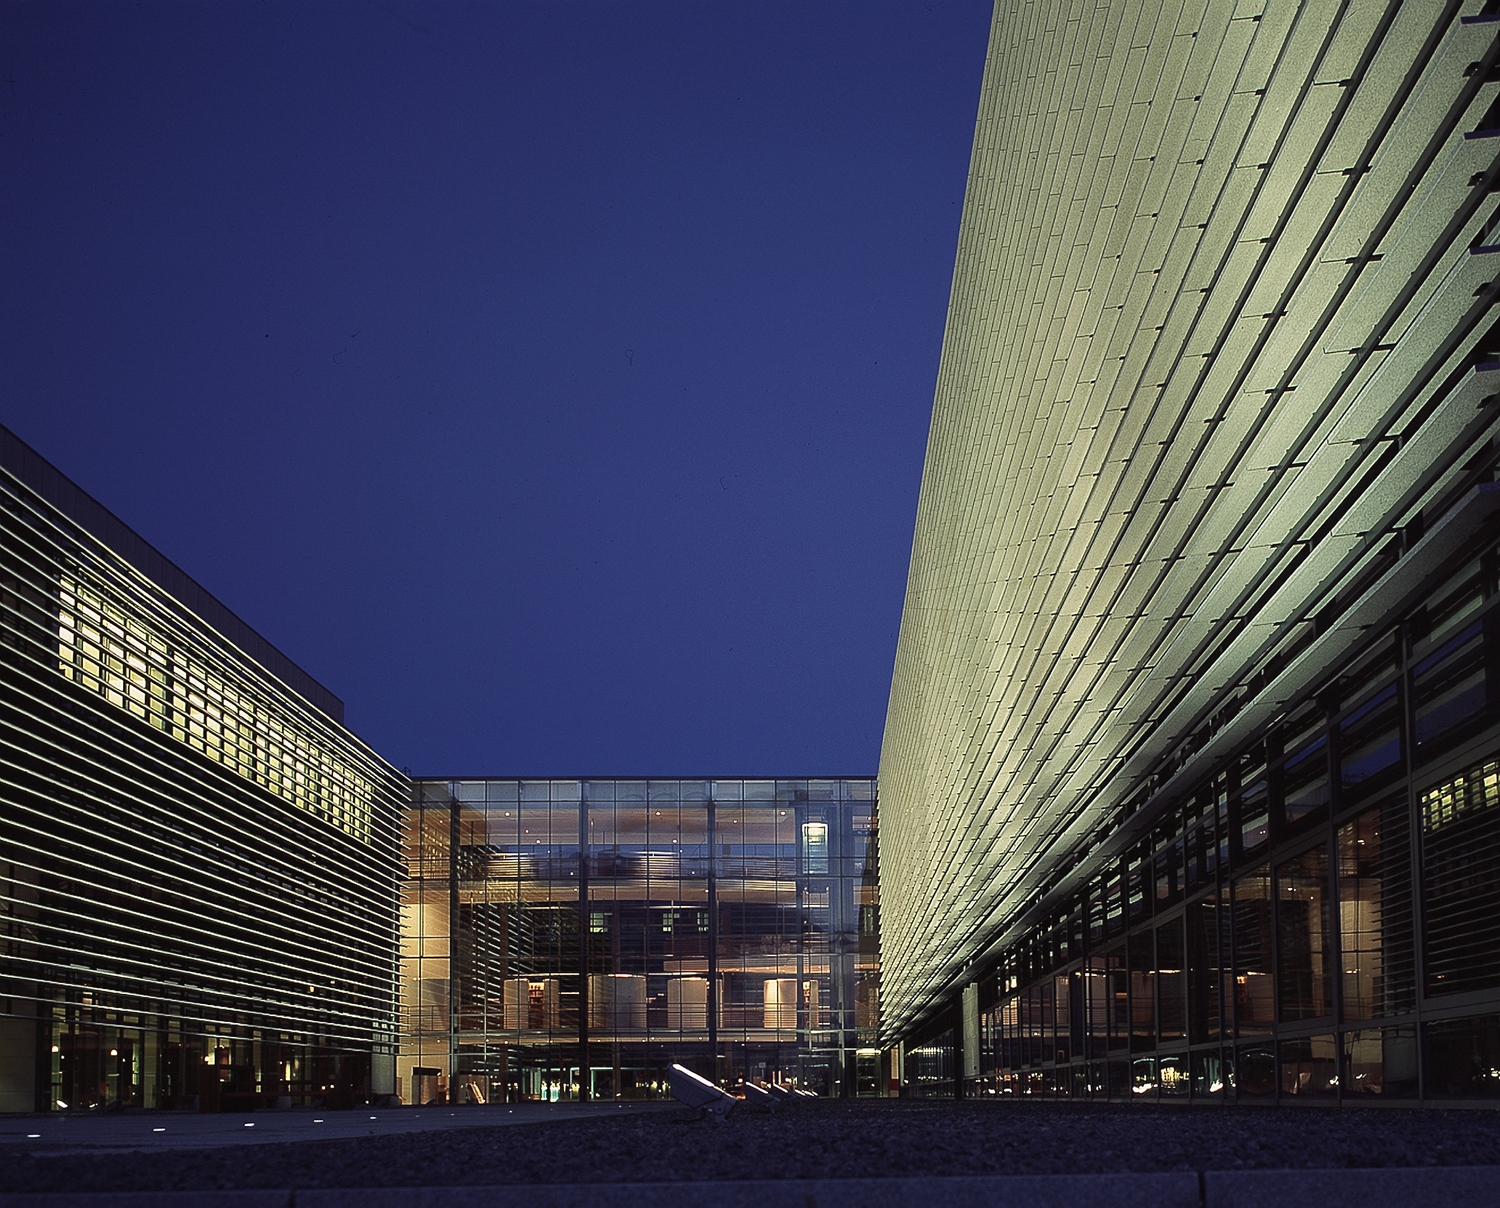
[881,0,1500,1102]
[0,425,407,1113]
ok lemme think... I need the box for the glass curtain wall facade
[955,528,1500,1103]
[0,426,406,1113]
[880,0,1500,1109]
[400,778,879,1103]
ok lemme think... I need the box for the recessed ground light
[313,1119,323,1123]
[153,1128,165,1133]
[26,1134,39,1139]
[244,1123,254,1128]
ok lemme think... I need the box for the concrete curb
[1204,1166,1500,1207]
[0,1168,1493,1208]
[0,1176,1197,1208]
[298,1173,1200,1207]
[0,1197,288,1208]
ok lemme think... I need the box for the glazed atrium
[879,0,1500,1104]
[399,777,879,1105]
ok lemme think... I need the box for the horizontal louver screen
[1421,759,1500,997]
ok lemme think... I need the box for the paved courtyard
[0,1100,667,1155]
[4,1098,1500,1195]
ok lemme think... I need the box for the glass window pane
[1239,762,1269,856]
[1159,1052,1188,1098]
[1235,1042,1275,1099]
[1339,685,1403,802]
[1191,1049,1227,1099]
[1336,639,1398,713]
[1412,621,1486,758]
[1187,892,1222,1043]
[1106,944,1128,1053]
[1232,867,1273,1035]
[1105,865,1124,936]
[520,807,559,848]
[1128,931,1154,1052]
[1156,917,1185,1043]
[1423,1014,1500,1098]
[1343,1026,1417,1098]
[1338,797,1414,1020]
[1278,736,1329,829]
[1279,1035,1337,1097]
[1130,1055,1157,1099]
[613,806,649,848]
[484,803,520,848]
[1127,854,1150,924]
[1276,845,1332,1021]
[1154,844,1181,911]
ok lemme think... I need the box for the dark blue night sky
[0,1,991,775]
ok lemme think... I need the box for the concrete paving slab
[1205,1165,1500,1207]
[298,1173,1202,1207]
[0,1195,289,1208]
[8,1102,1500,1200]
[0,1173,1201,1208]
[4,1168,1500,1207]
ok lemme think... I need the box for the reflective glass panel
[1157,917,1185,1044]
[1186,893,1222,1044]
[1232,867,1273,1035]
[1343,1026,1417,1098]
[1338,799,1414,1020]
[1339,685,1403,803]
[1279,1035,1337,1097]
[1276,845,1332,1022]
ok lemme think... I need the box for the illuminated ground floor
[399,1037,878,1105]
[3,1002,377,1113]
[899,513,1500,1107]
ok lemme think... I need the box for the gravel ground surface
[6,1099,1500,1194]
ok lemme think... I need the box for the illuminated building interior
[399,778,879,1102]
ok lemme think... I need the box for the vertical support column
[707,795,718,1081]
[795,807,805,1089]
[961,980,980,1097]
[578,791,590,1102]
[952,997,965,1100]
[1400,615,1426,1102]
[447,793,460,1099]
[1325,683,1344,1066]
[141,1024,159,1109]
[35,1010,52,1113]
